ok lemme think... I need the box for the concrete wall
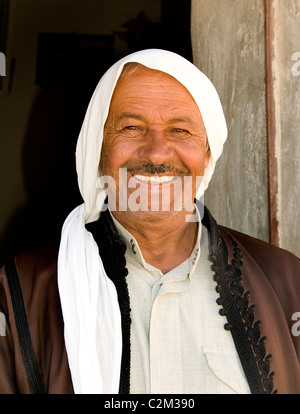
[191,0,300,257]
[191,0,269,242]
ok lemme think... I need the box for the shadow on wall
[0,85,85,266]
[0,3,192,266]
[0,32,119,266]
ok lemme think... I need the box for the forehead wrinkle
[116,112,146,122]
[111,98,201,119]
[167,116,199,126]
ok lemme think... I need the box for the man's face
[101,64,210,223]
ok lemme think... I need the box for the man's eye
[172,128,190,134]
[120,125,141,135]
[124,125,139,130]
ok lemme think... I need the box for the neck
[111,210,198,274]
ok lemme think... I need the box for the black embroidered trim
[202,204,277,394]
[225,235,277,394]
[86,210,131,394]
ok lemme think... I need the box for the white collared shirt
[110,209,250,394]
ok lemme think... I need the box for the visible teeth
[133,174,175,183]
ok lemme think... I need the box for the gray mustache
[126,162,189,175]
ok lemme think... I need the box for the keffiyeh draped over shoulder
[57,49,228,394]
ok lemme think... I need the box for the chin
[128,209,183,223]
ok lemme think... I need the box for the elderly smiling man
[0,49,300,395]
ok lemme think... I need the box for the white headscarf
[58,49,227,394]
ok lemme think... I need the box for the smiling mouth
[133,174,176,183]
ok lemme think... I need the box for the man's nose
[137,130,174,164]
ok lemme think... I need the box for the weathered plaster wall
[191,0,269,243]
[271,1,300,255]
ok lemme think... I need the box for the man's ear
[204,147,210,169]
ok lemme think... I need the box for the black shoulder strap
[5,259,47,394]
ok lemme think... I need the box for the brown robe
[0,209,300,394]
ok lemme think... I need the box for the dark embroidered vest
[87,205,276,394]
